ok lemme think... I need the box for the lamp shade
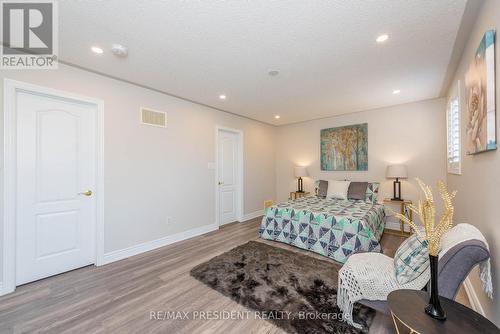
[294,166,308,178]
[386,164,408,179]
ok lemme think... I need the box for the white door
[16,90,97,285]
[217,130,240,225]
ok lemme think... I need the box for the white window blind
[447,96,461,174]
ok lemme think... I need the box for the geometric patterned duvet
[259,196,385,263]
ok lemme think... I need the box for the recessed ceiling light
[91,46,104,54]
[376,34,389,43]
[275,115,280,119]
[219,94,226,100]
[393,89,401,94]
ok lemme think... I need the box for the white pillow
[326,180,351,200]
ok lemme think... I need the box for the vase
[425,254,446,320]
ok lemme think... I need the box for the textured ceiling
[59,0,468,125]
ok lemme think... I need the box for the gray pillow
[317,180,328,197]
[348,182,368,200]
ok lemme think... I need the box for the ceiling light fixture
[91,46,104,54]
[268,69,280,76]
[219,94,227,100]
[376,34,389,43]
[393,89,401,94]
[275,115,280,119]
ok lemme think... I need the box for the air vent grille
[140,107,167,128]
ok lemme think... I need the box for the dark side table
[388,289,499,334]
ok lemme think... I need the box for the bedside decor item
[386,164,407,200]
[294,166,308,192]
[320,123,368,171]
[465,30,496,155]
[393,179,456,320]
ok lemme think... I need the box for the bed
[259,196,385,263]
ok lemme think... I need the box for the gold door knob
[78,190,93,196]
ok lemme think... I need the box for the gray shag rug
[190,241,375,334]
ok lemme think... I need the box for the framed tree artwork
[465,30,496,154]
[320,123,368,171]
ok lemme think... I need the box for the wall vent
[140,107,167,128]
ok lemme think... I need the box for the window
[447,86,461,174]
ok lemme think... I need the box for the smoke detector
[111,44,128,57]
[268,69,280,76]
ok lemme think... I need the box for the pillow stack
[314,179,379,203]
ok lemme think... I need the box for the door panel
[218,130,240,225]
[16,91,97,285]
[37,111,79,202]
[36,211,79,258]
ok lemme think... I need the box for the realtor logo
[1,0,58,69]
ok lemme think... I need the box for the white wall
[0,64,276,268]
[275,98,447,225]
[446,0,500,325]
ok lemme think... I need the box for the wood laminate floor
[0,218,470,334]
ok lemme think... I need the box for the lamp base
[297,177,304,193]
[393,179,402,200]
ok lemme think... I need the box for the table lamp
[386,164,407,200]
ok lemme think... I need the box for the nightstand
[289,191,310,200]
[383,198,413,236]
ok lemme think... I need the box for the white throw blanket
[337,223,493,329]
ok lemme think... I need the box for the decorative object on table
[465,30,496,155]
[294,166,308,192]
[386,164,408,200]
[388,289,500,334]
[289,191,310,200]
[337,223,492,329]
[320,123,368,171]
[393,179,456,320]
[191,241,375,334]
[383,198,413,236]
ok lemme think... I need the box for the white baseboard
[238,210,263,223]
[101,223,219,265]
[463,277,486,316]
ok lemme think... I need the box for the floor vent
[140,107,167,128]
